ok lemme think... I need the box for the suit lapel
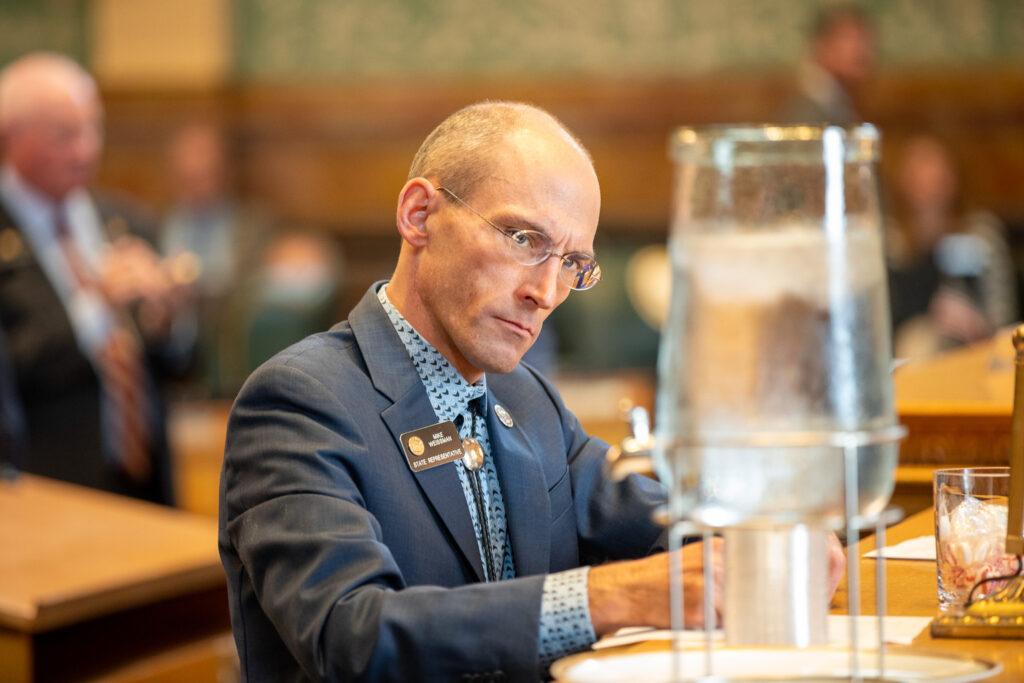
[380,387,485,582]
[484,389,551,577]
[350,285,485,582]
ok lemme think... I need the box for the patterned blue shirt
[377,285,595,668]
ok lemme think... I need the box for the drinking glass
[934,466,1015,611]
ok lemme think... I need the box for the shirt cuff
[537,566,596,670]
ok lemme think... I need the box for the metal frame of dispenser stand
[665,423,907,682]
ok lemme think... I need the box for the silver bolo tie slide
[462,434,485,471]
[461,401,486,471]
[462,402,514,471]
[461,405,495,580]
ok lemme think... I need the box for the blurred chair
[245,231,341,372]
[547,240,661,372]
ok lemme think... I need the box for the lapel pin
[0,229,24,263]
[494,404,514,428]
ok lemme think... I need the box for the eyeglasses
[436,186,602,291]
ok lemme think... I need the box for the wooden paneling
[0,630,31,683]
[95,69,1024,235]
[93,633,237,683]
[31,587,229,682]
[865,68,1024,219]
[97,89,230,210]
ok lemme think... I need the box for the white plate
[550,646,999,682]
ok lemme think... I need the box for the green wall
[233,0,1024,80]
[1,1,1023,81]
[0,0,88,67]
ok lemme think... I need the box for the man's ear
[395,177,437,247]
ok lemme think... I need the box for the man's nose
[520,256,564,310]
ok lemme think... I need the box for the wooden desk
[831,508,1024,682]
[0,475,232,683]
[565,510,1020,681]
[893,330,1016,515]
[168,401,231,518]
[895,330,1014,467]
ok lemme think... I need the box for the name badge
[400,420,464,472]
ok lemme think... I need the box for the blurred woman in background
[887,134,1017,358]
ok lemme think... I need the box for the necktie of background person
[54,205,152,482]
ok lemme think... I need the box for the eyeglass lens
[438,186,600,291]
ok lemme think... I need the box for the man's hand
[100,236,172,304]
[826,531,846,599]
[587,532,846,637]
[100,236,192,339]
[930,286,991,343]
[588,538,723,636]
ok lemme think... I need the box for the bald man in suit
[0,52,190,503]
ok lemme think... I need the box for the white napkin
[827,615,931,646]
[863,535,936,561]
[594,615,929,650]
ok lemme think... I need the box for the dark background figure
[780,4,876,125]
[243,229,342,375]
[0,52,192,504]
[160,122,273,399]
[886,134,1017,358]
[0,322,25,475]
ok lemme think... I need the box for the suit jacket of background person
[778,63,859,126]
[0,323,26,467]
[219,284,668,683]
[0,194,176,504]
[162,201,277,398]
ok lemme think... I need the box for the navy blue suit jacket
[219,285,667,682]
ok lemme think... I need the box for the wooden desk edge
[0,563,226,634]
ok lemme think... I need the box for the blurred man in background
[0,52,191,504]
[161,122,271,398]
[242,229,341,375]
[782,4,876,125]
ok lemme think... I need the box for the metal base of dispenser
[722,525,829,647]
